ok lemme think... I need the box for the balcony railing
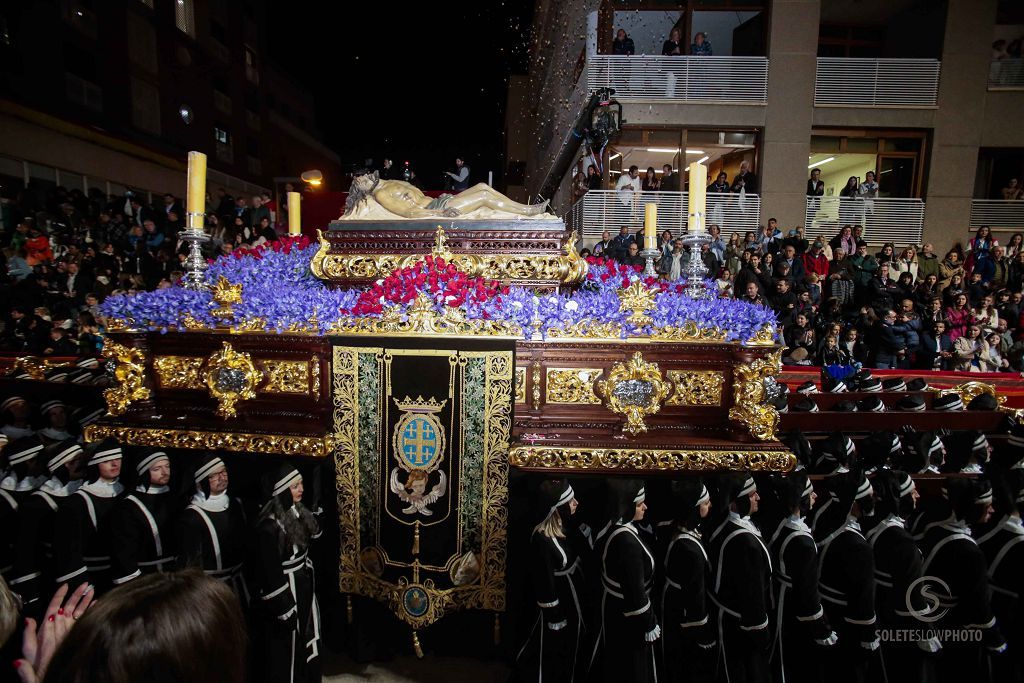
[988,59,1024,90]
[587,55,768,104]
[969,200,1024,230]
[567,190,761,242]
[804,197,925,246]
[814,58,940,107]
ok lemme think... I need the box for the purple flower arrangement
[100,244,778,343]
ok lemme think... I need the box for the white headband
[898,476,916,498]
[633,487,646,504]
[194,457,226,484]
[48,443,83,472]
[855,478,873,500]
[1,397,27,412]
[974,490,993,506]
[696,485,710,507]
[88,445,122,466]
[136,451,169,475]
[272,468,302,496]
[8,442,43,465]
[737,478,756,499]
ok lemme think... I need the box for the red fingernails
[13,660,22,669]
[48,614,55,622]
[58,608,64,615]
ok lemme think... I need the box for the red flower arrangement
[209,235,313,263]
[347,254,509,316]
[583,256,689,294]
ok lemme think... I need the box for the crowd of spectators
[587,222,1024,372]
[0,183,289,357]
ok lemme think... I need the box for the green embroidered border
[357,351,381,547]
[459,357,487,550]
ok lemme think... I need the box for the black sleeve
[665,541,714,645]
[254,519,297,623]
[957,544,1004,650]
[841,539,878,645]
[108,501,143,585]
[616,533,657,637]
[527,535,565,627]
[52,497,88,586]
[734,536,770,635]
[9,499,45,606]
[176,510,205,570]
[787,537,831,640]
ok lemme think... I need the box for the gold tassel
[412,631,424,659]
[346,595,353,625]
[412,523,420,556]
[493,612,501,645]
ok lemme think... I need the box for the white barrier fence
[969,200,1024,230]
[586,55,769,104]
[988,59,1024,90]
[567,190,761,242]
[803,197,925,246]
[814,58,940,107]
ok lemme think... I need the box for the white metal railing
[587,55,768,104]
[814,58,940,107]
[969,200,1024,230]
[567,190,761,242]
[803,197,924,246]
[988,59,1024,90]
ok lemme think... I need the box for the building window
[809,131,926,198]
[127,12,158,73]
[244,46,259,84]
[214,126,230,145]
[63,1,98,39]
[215,126,233,164]
[175,0,195,38]
[130,76,161,135]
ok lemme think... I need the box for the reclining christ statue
[341,170,552,220]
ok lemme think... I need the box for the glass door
[877,155,916,198]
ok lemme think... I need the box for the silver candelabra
[179,211,210,291]
[681,230,712,299]
[640,246,661,278]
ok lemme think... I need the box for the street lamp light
[300,170,323,188]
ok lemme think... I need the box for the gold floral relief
[545,368,603,404]
[153,356,206,390]
[102,341,150,416]
[83,424,334,457]
[514,367,526,404]
[204,342,262,419]
[260,360,310,394]
[508,445,795,472]
[666,370,724,407]
[728,350,782,441]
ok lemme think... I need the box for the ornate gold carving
[531,361,542,410]
[84,424,334,457]
[743,324,778,347]
[211,276,243,320]
[545,368,603,404]
[310,356,321,402]
[940,381,1006,409]
[102,341,150,416]
[204,342,262,419]
[311,228,588,285]
[231,317,267,333]
[104,317,135,332]
[595,352,671,436]
[544,321,625,340]
[260,360,310,394]
[508,446,795,472]
[180,314,206,330]
[728,350,782,441]
[650,323,729,343]
[514,367,526,404]
[618,280,657,327]
[432,226,452,260]
[666,370,724,406]
[153,356,205,389]
[14,356,46,380]
[325,296,523,339]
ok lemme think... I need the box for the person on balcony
[858,171,878,199]
[839,177,860,198]
[807,168,825,197]
[731,160,757,194]
[707,172,730,194]
[616,166,641,207]
[612,29,635,56]
[642,167,659,192]
[661,27,683,56]
[690,32,712,56]
[1001,178,1023,200]
[660,164,678,192]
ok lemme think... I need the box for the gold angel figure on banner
[389,469,447,516]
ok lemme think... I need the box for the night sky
[268,1,534,190]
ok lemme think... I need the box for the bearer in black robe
[251,464,322,683]
[52,438,125,592]
[109,450,177,585]
[515,479,588,682]
[762,471,835,683]
[814,470,879,683]
[589,479,659,683]
[706,475,771,683]
[863,470,935,681]
[974,469,1024,683]
[177,454,249,604]
[9,439,83,611]
[659,478,715,683]
[1,436,46,580]
[920,478,1006,683]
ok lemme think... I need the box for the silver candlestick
[681,231,712,299]
[640,247,661,278]
[179,211,210,291]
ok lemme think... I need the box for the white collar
[81,478,123,498]
[136,485,170,495]
[191,490,229,512]
[729,511,762,537]
[40,477,82,497]
[845,515,862,533]
[1,474,47,492]
[39,427,73,441]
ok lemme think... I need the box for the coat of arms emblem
[389,396,447,516]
